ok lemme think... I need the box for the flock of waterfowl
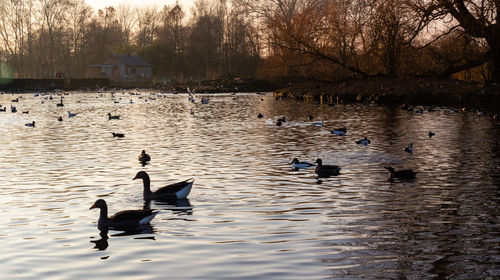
[1,89,496,231]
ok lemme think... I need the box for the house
[88,54,152,82]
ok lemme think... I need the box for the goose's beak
[132,175,138,180]
[89,202,97,209]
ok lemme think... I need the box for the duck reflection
[143,198,193,215]
[90,224,156,251]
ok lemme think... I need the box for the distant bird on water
[291,158,315,169]
[68,111,78,118]
[257,113,264,118]
[56,98,64,107]
[138,150,151,163]
[356,137,371,145]
[315,158,341,177]
[108,113,120,120]
[25,121,35,127]
[331,127,347,136]
[384,166,416,180]
[57,116,63,121]
[112,132,125,138]
[404,143,413,153]
[428,131,435,138]
[89,199,159,229]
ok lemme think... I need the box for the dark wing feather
[111,209,154,223]
[154,180,193,196]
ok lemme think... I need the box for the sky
[85,0,195,10]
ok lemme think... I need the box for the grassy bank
[274,77,500,112]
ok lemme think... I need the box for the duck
[22,111,29,114]
[133,171,194,200]
[0,107,6,112]
[404,143,413,153]
[89,199,159,229]
[356,137,371,145]
[11,105,17,113]
[308,115,313,121]
[25,121,35,127]
[67,111,78,117]
[277,116,286,123]
[384,166,416,179]
[312,120,324,127]
[112,132,125,138]
[108,113,120,120]
[428,131,435,138]
[331,127,347,136]
[315,158,341,177]
[138,150,151,162]
[56,98,64,107]
[201,97,209,104]
[291,158,315,169]
[276,119,283,126]
[257,113,264,118]
[57,116,63,121]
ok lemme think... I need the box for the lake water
[0,91,499,279]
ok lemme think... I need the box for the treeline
[0,0,498,82]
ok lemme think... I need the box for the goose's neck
[98,205,109,225]
[142,176,153,197]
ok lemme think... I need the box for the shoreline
[273,77,500,112]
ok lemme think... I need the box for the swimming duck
[201,97,209,104]
[331,127,347,136]
[108,113,120,120]
[312,120,324,127]
[257,113,264,118]
[11,105,17,113]
[428,131,435,138]
[308,115,313,120]
[57,116,63,121]
[56,98,64,107]
[25,121,35,127]
[315,158,341,177]
[138,150,151,162]
[11,98,18,102]
[22,111,29,114]
[356,137,371,145]
[112,132,125,138]
[384,166,416,179]
[404,143,413,153]
[67,111,78,117]
[291,158,315,169]
[89,199,159,229]
[276,119,283,126]
[133,171,194,200]
[0,107,6,112]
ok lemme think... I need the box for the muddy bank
[274,77,500,112]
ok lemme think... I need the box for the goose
[112,132,125,138]
[315,158,341,177]
[291,158,315,169]
[108,113,120,120]
[356,137,371,145]
[404,143,413,153]
[384,166,416,179]
[428,131,435,138]
[89,199,159,229]
[133,171,194,200]
[138,150,151,162]
[331,127,347,136]
[56,98,64,107]
[67,111,78,117]
[25,121,35,127]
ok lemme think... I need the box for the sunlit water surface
[0,91,499,279]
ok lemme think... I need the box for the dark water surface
[0,91,499,279]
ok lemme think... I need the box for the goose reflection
[143,198,193,215]
[90,224,156,251]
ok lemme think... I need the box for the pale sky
[85,0,195,10]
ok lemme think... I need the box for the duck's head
[316,158,323,166]
[90,199,107,210]
[291,158,299,164]
[133,171,149,181]
[384,166,395,173]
